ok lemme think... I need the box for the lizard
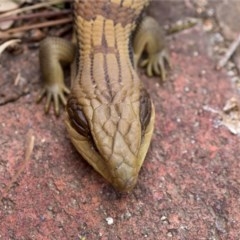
[37,0,170,192]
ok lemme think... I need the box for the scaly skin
[38,0,170,192]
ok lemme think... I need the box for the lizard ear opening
[66,96,99,152]
[139,88,152,139]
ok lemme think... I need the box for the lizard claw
[140,48,171,81]
[36,84,70,116]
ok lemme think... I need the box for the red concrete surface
[1,2,240,240]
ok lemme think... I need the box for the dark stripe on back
[102,20,113,101]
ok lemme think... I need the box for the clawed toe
[36,84,70,116]
[140,49,170,81]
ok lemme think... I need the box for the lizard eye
[66,97,90,138]
[139,88,152,137]
[66,96,99,152]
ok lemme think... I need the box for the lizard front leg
[133,16,170,81]
[37,37,75,116]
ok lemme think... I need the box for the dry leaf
[0,0,19,13]
[0,39,21,57]
[0,0,22,30]
[221,97,240,135]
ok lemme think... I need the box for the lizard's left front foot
[134,16,170,81]
[139,48,170,81]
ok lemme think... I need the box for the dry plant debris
[220,97,240,135]
[0,0,72,43]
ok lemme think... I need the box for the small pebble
[106,217,114,225]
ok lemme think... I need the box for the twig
[0,130,35,202]
[216,33,240,70]
[2,17,72,35]
[55,24,72,36]
[0,9,71,23]
[0,32,23,41]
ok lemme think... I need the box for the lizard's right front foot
[38,37,75,116]
[36,83,70,116]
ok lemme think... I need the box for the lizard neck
[72,0,150,102]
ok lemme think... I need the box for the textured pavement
[0,2,240,240]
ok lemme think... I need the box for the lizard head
[65,88,155,192]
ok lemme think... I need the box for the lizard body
[38,0,169,192]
